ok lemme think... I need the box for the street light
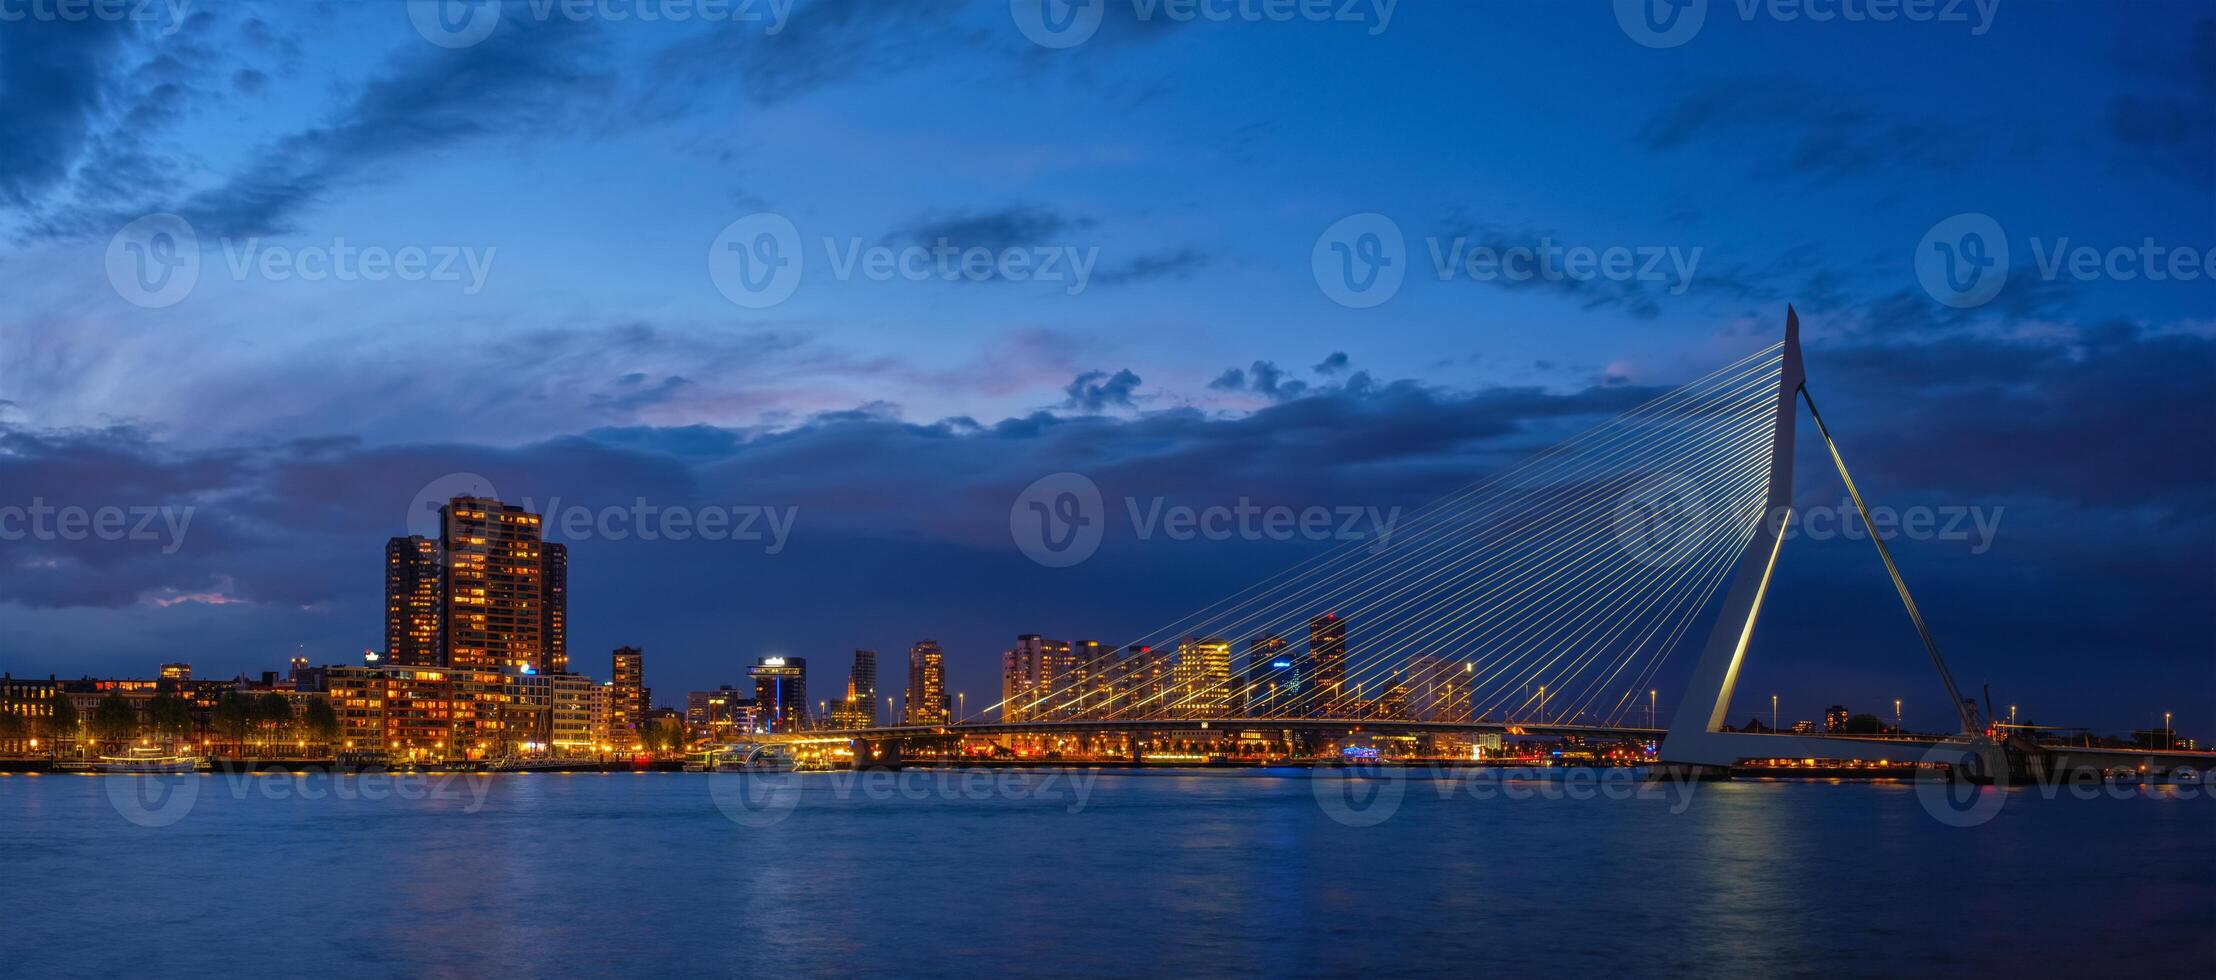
[1894,698,1902,733]
[2166,711,2173,750]
[1650,689,1658,729]
[1771,694,1778,733]
[1537,685,1547,725]
[958,692,966,722]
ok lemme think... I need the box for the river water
[1,769,2208,978]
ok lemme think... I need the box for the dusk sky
[0,1,2209,737]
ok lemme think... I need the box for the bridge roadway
[783,717,1662,744]
[776,719,2216,774]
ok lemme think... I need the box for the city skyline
[0,4,2207,741]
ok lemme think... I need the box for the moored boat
[98,745,200,774]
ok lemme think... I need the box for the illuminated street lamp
[1650,690,1659,729]
[2166,711,2173,750]
[1771,694,1778,733]
[1894,698,1902,733]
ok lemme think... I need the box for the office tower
[1244,634,1296,714]
[1309,613,1348,715]
[385,535,442,666]
[541,543,568,674]
[611,646,647,744]
[1071,640,1106,718]
[1404,654,1463,722]
[1004,634,1072,722]
[543,672,594,755]
[441,497,548,672]
[687,685,748,739]
[752,657,808,734]
[848,650,878,726]
[1172,637,1233,719]
[906,641,949,725]
[1115,644,1166,719]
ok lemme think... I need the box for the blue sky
[0,1,2209,737]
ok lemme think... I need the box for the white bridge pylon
[1659,307,1995,772]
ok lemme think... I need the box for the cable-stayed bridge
[803,310,2208,780]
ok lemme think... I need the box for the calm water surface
[1,769,2209,978]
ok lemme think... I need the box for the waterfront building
[848,649,878,726]
[1405,654,1464,722]
[1309,613,1348,715]
[440,497,548,672]
[906,641,949,725]
[687,685,750,739]
[1115,645,1167,719]
[1243,636,1301,715]
[1002,635,1041,722]
[1172,637,1233,719]
[1003,635,1074,722]
[159,663,191,681]
[0,674,59,754]
[610,647,648,745]
[589,682,621,751]
[384,535,442,666]
[1825,705,1851,733]
[546,672,596,755]
[542,543,568,673]
[752,657,808,734]
[1070,640,1108,718]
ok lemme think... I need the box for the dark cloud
[0,19,129,209]
[1314,352,1350,375]
[888,204,1096,252]
[1640,77,1981,181]
[1092,247,1212,286]
[2106,20,2215,178]
[28,15,616,241]
[0,328,2206,733]
[1060,369,1142,413]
